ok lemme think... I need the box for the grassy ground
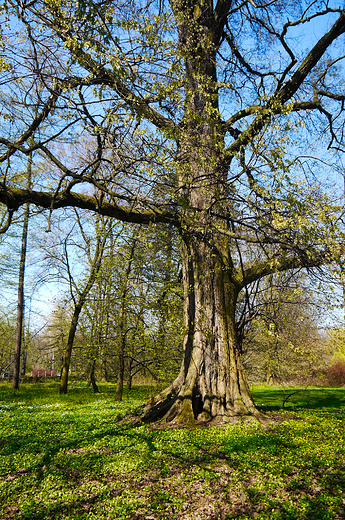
[0,381,344,520]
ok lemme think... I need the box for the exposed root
[141,391,178,423]
[141,386,271,427]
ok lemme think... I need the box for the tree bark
[60,306,81,394]
[126,359,133,390]
[142,234,265,425]
[12,147,32,390]
[89,359,99,393]
[115,325,125,401]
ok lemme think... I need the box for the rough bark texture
[142,235,265,425]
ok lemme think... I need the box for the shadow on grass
[1,384,345,519]
[3,421,344,519]
[252,387,345,411]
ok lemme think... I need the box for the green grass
[252,384,345,411]
[0,381,344,519]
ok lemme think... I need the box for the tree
[114,231,138,400]
[81,222,182,391]
[12,151,32,389]
[40,301,70,374]
[59,213,110,393]
[37,207,112,393]
[241,272,325,385]
[1,1,345,424]
[327,327,345,363]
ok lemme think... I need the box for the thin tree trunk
[89,359,99,393]
[115,237,137,401]
[126,358,133,390]
[12,146,32,390]
[60,218,108,394]
[115,317,125,400]
[12,202,30,389]
[97,275,110,382]
[21,351,27,377]
[60,309,80,393]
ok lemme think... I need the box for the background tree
[36,219,182,389]
[80,223,183,392]
[39,301,70,374]
[241,272,325,385]
[327,327,345,363]
[1,1,345,424]
[38,208,112,393]
[12,151,32,389]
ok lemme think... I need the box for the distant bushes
[327,361,345,387]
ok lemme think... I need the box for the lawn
[0,381,344,519]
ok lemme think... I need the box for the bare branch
[0,209,14,234]
[227,10,345,154]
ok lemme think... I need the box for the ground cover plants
[0,382,344,520]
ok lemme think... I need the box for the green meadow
[0,382,344,520]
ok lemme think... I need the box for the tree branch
[237,250,330,289]
[0,92,59,163]
[226,10,345,154]
[0,187,179,227]
[24,2,177,134]
[0,209,14,234]
[214,0,234,45]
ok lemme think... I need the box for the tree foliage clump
[327,327,345,363]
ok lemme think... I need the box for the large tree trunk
[141,4,268,424]
[142,235,264,425]
[140,17,263,422]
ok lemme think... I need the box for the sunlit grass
[0,381,344,519]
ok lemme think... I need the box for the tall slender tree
[12,153,32,389]
[59,212,110,394]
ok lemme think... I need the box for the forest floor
[0,381,344,520]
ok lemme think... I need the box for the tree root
[141,387,270,427]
